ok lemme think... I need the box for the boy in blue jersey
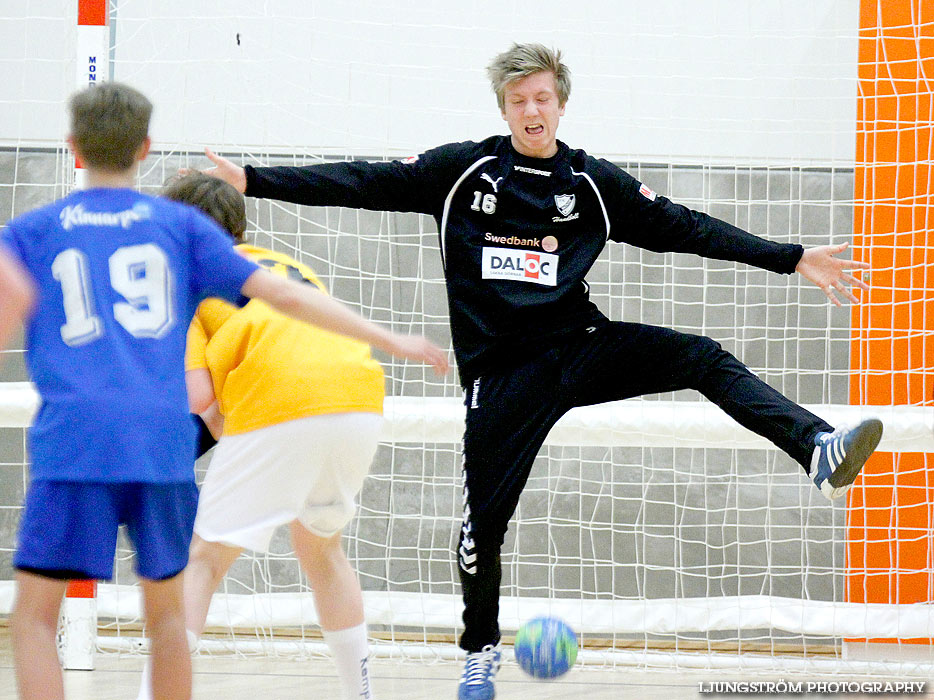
[0,83,447,700]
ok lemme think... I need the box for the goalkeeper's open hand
[795,242,870,307]
[179,147,248,194]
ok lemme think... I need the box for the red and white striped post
[60,0,109,671]
[60,579,97,670]
[73,0,109,188]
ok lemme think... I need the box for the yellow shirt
[186,244,384,435]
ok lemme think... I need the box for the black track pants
[456,320,832,652]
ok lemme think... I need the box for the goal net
[0,0,931,677]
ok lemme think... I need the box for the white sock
[322,622,375,700]
[136,630,199,700]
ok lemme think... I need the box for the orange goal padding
[848,0,934,643]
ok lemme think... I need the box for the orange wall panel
[849,0,933,643]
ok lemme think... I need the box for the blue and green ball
[513,616,578,679]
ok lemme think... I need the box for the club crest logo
[554,194,576,217]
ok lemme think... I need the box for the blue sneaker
[811,419,883,500]
[458,643,501,700]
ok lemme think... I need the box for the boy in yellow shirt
[137,173,409,700]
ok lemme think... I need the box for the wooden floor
[1,630,932,700]
[0,630,687,700]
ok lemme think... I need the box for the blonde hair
[486,43,570,111]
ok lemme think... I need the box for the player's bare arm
[185,368,224,438]
[794,242,871,307]
[241,268,449,375]
[198,402,224,440]
[0,248,36,355]
[185,367,215,416]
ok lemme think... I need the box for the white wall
[0,0,72,150]
[0,0,860,165]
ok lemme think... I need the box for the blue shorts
[14,481,199,581]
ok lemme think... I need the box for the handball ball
[514,616,578,679]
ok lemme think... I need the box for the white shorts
[194,412,382,552]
